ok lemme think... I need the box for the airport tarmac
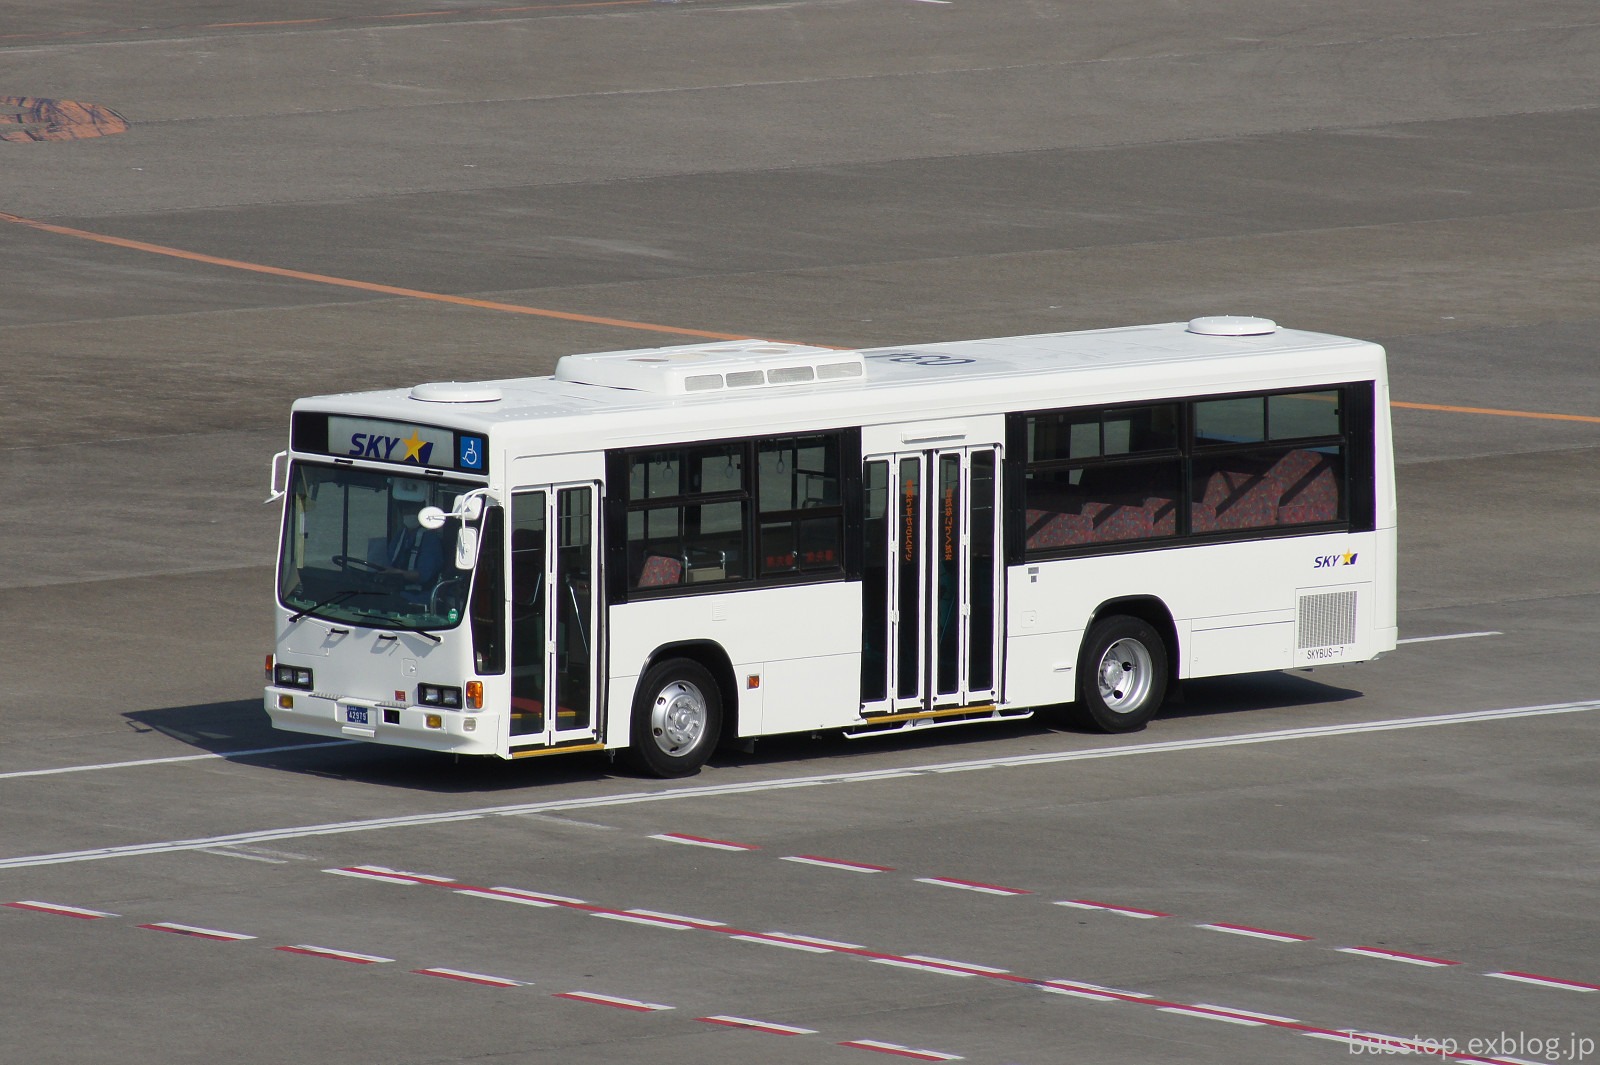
[2,3,1597,1063]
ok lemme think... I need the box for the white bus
[265,316,1396,776]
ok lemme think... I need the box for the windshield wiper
[352,611,443,644]
[288,589,378,623]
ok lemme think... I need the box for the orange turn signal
[466,681,483,709]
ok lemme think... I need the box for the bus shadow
[124,670,1362,791]
[122,700,619,793]
[1155,670,1364,723]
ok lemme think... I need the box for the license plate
[345,706,370,725]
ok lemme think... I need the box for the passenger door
[507,484,601,751]
[859,448,1000,716]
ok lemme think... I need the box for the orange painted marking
[5,211,1598,427]
[0,211,754,342]
[1391,400,1600,425]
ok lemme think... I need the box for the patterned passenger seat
[1191,464,1280,532]
[1273,449,1338,524]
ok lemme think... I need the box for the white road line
[0,740,354,780]
[3,699,1595,870]
[1397,631,1502,644]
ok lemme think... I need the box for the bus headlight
[274,664,314,690]
[418,683,463,709]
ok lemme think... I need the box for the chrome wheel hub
[1097,638,1153,712]
[650,680,707,753]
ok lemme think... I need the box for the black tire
[1073,616,1168,733]
[626,658,722,778]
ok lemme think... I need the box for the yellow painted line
[1391,400,1600,425]
[859,704,1000,726]
[509,742,607,759]
[0,210,754,341]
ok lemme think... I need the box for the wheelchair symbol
[459,437,483,469]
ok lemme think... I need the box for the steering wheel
[331,554,385,574]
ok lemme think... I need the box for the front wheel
[626,658,722,778]
[1073,616,1168,733]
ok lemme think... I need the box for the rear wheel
[1074,616,1168,733]
[626,658,722,778]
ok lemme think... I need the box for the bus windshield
[277,464,477,631]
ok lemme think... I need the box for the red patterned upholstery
[637,554,684,587]
[1273,449,1338,524]
[1145,496,1177,536]
[1192,465,1279,531]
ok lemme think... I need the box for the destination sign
[293,412,487,475]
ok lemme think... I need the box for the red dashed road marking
[734,931,865,953]
[1338,947,1461,967]
[138,922,256,942]
[455,886,588,908]
[412,967,527,988]
[871,954,1009,978]
[1486,971,1600,993]
[556,990,672,1012]
[839,1038,963,1060]
[697,1015,818,1035]
[1055,898,1171,919]
[5,900,117,919]
[274,944,393,964]
[649,832,760,851]
[782,854,895,873]
[317,869,1593,1064]
[914,876,1031,896]
[619,908,725,929]
[1196,922,1314,943]
[326,865,457,886]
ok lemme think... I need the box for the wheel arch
[636,639,738,743]
[1086,596,1179,687]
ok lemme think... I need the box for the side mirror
[455,526,480,571]
[417,505,449,530]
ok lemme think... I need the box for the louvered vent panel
[1298,590,1358,648]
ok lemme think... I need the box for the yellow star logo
[400,431,426,462]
